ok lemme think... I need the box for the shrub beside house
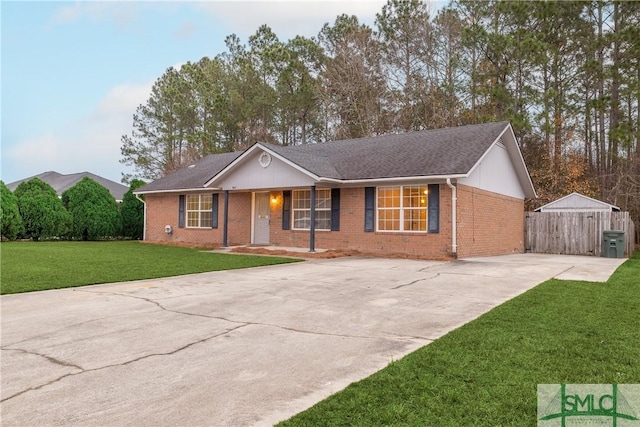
[1,176,143,241]
[0,181,24,240]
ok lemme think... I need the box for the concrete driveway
[1,254,625,426]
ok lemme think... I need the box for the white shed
[534,192,620,212]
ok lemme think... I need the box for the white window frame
[292,189,331,231]
[376,185,429,233]
[186,194,212,228]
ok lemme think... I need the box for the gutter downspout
[135,194,147,241]
[446,178,457,256]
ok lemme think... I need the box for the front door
[253,193,270,245]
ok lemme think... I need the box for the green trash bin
[602,230,625,258]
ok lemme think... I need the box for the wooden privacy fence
[524,211,635,257]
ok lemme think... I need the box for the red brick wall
[144,192,251,247]
[270,186,453,259]
[144,184,524,258]
[455,184,525,258]
[227,193,252,245]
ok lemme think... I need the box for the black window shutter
[211,193,219,229]
[331,188,340,231]
[178,195,185,228]
[364,187,375,232]
[282,190,291,230]
[428,184,439,233]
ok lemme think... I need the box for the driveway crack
[242,321,381,340]
[75,289,388,340]
[2,314,127,348]
[1,347,84,371]
[553,265,575,279]
[75,289,248,324]
[0,323,248,404]
[391,274,439,289]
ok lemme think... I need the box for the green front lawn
[279,252,640,426]
[0,241,300,294]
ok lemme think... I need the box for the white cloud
[6,80,153,184]
[7,135,61,174]
[49,2,83,25]
[96,82,153,116]
[48,1,140,30]
[175,20,197,39]
[196,0,387,40]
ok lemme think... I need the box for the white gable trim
[465,123,537,199]
[204,143,320,188]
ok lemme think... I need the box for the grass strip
[1,241,300,294]
[279,252,640,426]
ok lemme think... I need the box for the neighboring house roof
[137,121,536,198]
[534,192,620,212]
[6,171,129,202]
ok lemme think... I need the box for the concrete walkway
[0,254,626,426]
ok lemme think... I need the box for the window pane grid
[377,186,428,232]
[186,194,213,228]
[292,189,331,231]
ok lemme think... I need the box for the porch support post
[309,185,316,252]
[222,190,229,247]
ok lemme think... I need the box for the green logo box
[538,384,640,426]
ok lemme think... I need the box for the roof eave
[317,174,468,185]
[134,187,222,195]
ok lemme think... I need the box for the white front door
[253,193,270,245]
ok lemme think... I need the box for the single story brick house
[135,121,536,258]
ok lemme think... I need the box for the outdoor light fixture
[271,195,278,204]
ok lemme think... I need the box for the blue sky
[1,0,439,185]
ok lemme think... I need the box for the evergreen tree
[120,179,146,240]
[376,0,434,131]
[14,178,71,240]
[62,177,121,240]
[0,181,24,240]
[318,14,388,139]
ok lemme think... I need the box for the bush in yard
[62,177,121,240]
[120,179,145,239]
[1,181,24,240]
[14,178,71,240]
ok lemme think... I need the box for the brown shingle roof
[264,121,509,179]
[138,151,243,193]
[137,121,512,192]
